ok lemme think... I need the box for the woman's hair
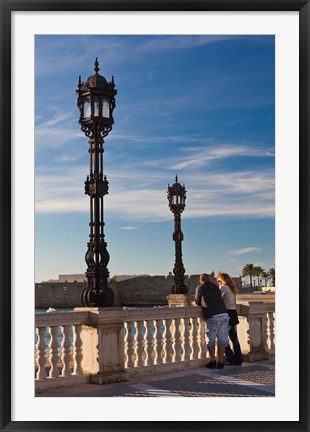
[217,272,238,294]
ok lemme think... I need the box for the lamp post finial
[94,57,100,74]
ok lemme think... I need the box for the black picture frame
[1,1,309,431]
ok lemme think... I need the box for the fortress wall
[115,274,201,305]
[35,282,87,309]
[35,274,243,308]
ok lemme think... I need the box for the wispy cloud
[35,164,274,221]
[35,35,255,77]
[35,111,82,149]
[229,247,263,257]
[137,35,264,55]
[172,144,274,170]
[120,226,139,230]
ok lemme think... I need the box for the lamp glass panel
[94,96,100,117]
[83,98,91,118]
[102,98,110,118]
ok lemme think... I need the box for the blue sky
[35,35,275,283]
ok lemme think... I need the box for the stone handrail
[35,302,275,389]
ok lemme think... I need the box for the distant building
[113,274,150,282]
[59,274,86,283]
[39,273,150,284]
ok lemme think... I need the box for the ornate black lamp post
[76,58,117,307]
[167,175,188,294]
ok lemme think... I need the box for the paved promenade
[37,360,275,397]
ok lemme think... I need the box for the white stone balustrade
[35,301,275,390]
[35,311,90,390]
[237,301,275,361]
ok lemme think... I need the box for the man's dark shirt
[195,280,227,320]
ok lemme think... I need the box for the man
[194,273,229,369]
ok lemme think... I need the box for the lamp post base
[167,294,193,308]
[81,286,114,307]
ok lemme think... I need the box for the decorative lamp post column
[167,175,188,294]
[76,58,117,307]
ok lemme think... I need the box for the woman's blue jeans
[225,325,243,364]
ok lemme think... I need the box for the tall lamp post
[76,58,117,307]
[167,175,188,294]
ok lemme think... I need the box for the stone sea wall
[116,274,201,306]
[35,274,245,309]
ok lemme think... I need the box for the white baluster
[124,323,129,368]
[134,321,145,367]
[267,312,275,351]
[163,318,173,364]
[271,313,275,349]
[154,319,163,365]
[145,320,154,366]
[171,319,176,362]
[173,318,183,363]
[262,313,268,349]
[164,319,173,363]
[246,317,251,351]
[190,317,199,360]
[36,327,47,380]
[125,322,135,368]
[198,317,207,358]
[182,318,191,361]
[61,325,71,377]
[48,326,60,378]
[72,324,83,375]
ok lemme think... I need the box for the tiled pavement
[36,360,275,398]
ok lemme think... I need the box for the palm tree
[260,271,271,287]
[242,263,256,288]
[253,266,264,288]
[268,267,275,285]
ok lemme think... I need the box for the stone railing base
[90,369,129,385]
[35,374,90,391]
[244,350,270,362]
[127,358,207,379]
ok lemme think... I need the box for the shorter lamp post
[167,175,188,294]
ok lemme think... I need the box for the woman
[217,272,243,365]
